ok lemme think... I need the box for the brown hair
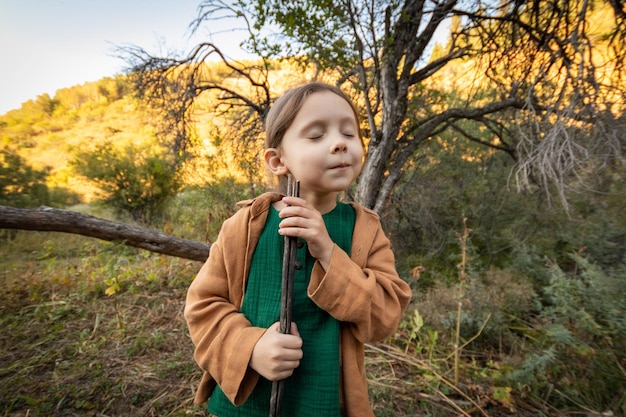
[264,82,361,149]
[263,82,361,192]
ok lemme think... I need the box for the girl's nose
[331,138,348,153]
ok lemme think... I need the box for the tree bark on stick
[0,205,211,262]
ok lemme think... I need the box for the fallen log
[0,205,211,262]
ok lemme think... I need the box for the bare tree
[118,2,273,166]
[120,0,626,212]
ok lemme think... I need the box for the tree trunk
[0,205,211,262]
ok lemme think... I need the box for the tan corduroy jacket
[184,192,412,417]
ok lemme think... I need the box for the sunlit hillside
[0,59,319,205]
[1,77,155,202]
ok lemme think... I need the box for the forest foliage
[1,1,626,416]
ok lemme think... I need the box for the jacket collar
[237,192,284,218]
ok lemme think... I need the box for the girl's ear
[264,148,289,176]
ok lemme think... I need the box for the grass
[1,294,201,416]
[1,229,606,417]
[0,231,206,417]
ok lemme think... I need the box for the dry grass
[0,231,206,417]
[1,231,546,417]
[1,293,204,416]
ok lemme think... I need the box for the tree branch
[0,206,210,262]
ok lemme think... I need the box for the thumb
[289,322,300,337]
[268,321,282,333]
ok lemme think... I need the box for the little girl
[184,82,412,417]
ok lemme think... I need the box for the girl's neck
[276,189,339,214]
[304,190,339,214]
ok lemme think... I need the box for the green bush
[162,178,256,242]
[507,255,626,412]
[71,141,179,223]
[0,147,50,207]
[412,267,536,353]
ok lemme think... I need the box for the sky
[0,0,249,114]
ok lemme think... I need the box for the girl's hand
[278,196,334,270]
[249,322,303,381]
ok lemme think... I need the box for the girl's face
[270,91,364,196]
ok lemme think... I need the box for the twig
[454,216,471,384]
[445,313,492,362]
[269,175,300,417]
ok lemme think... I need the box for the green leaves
[0,148,50,208]
[70,142,179,223]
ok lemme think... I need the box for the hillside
[1,77,151,202]
[0,59,306,204]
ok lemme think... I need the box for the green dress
[208,202,355,417]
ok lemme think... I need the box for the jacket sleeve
[307,209,411,343]
[184,217,266,406]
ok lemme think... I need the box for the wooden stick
[269,175,300,417]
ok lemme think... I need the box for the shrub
[507,255,626,412]
[413,267,536,354]
[71,141,179,223]
[162,179,255,243]
[0,147,50,207]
